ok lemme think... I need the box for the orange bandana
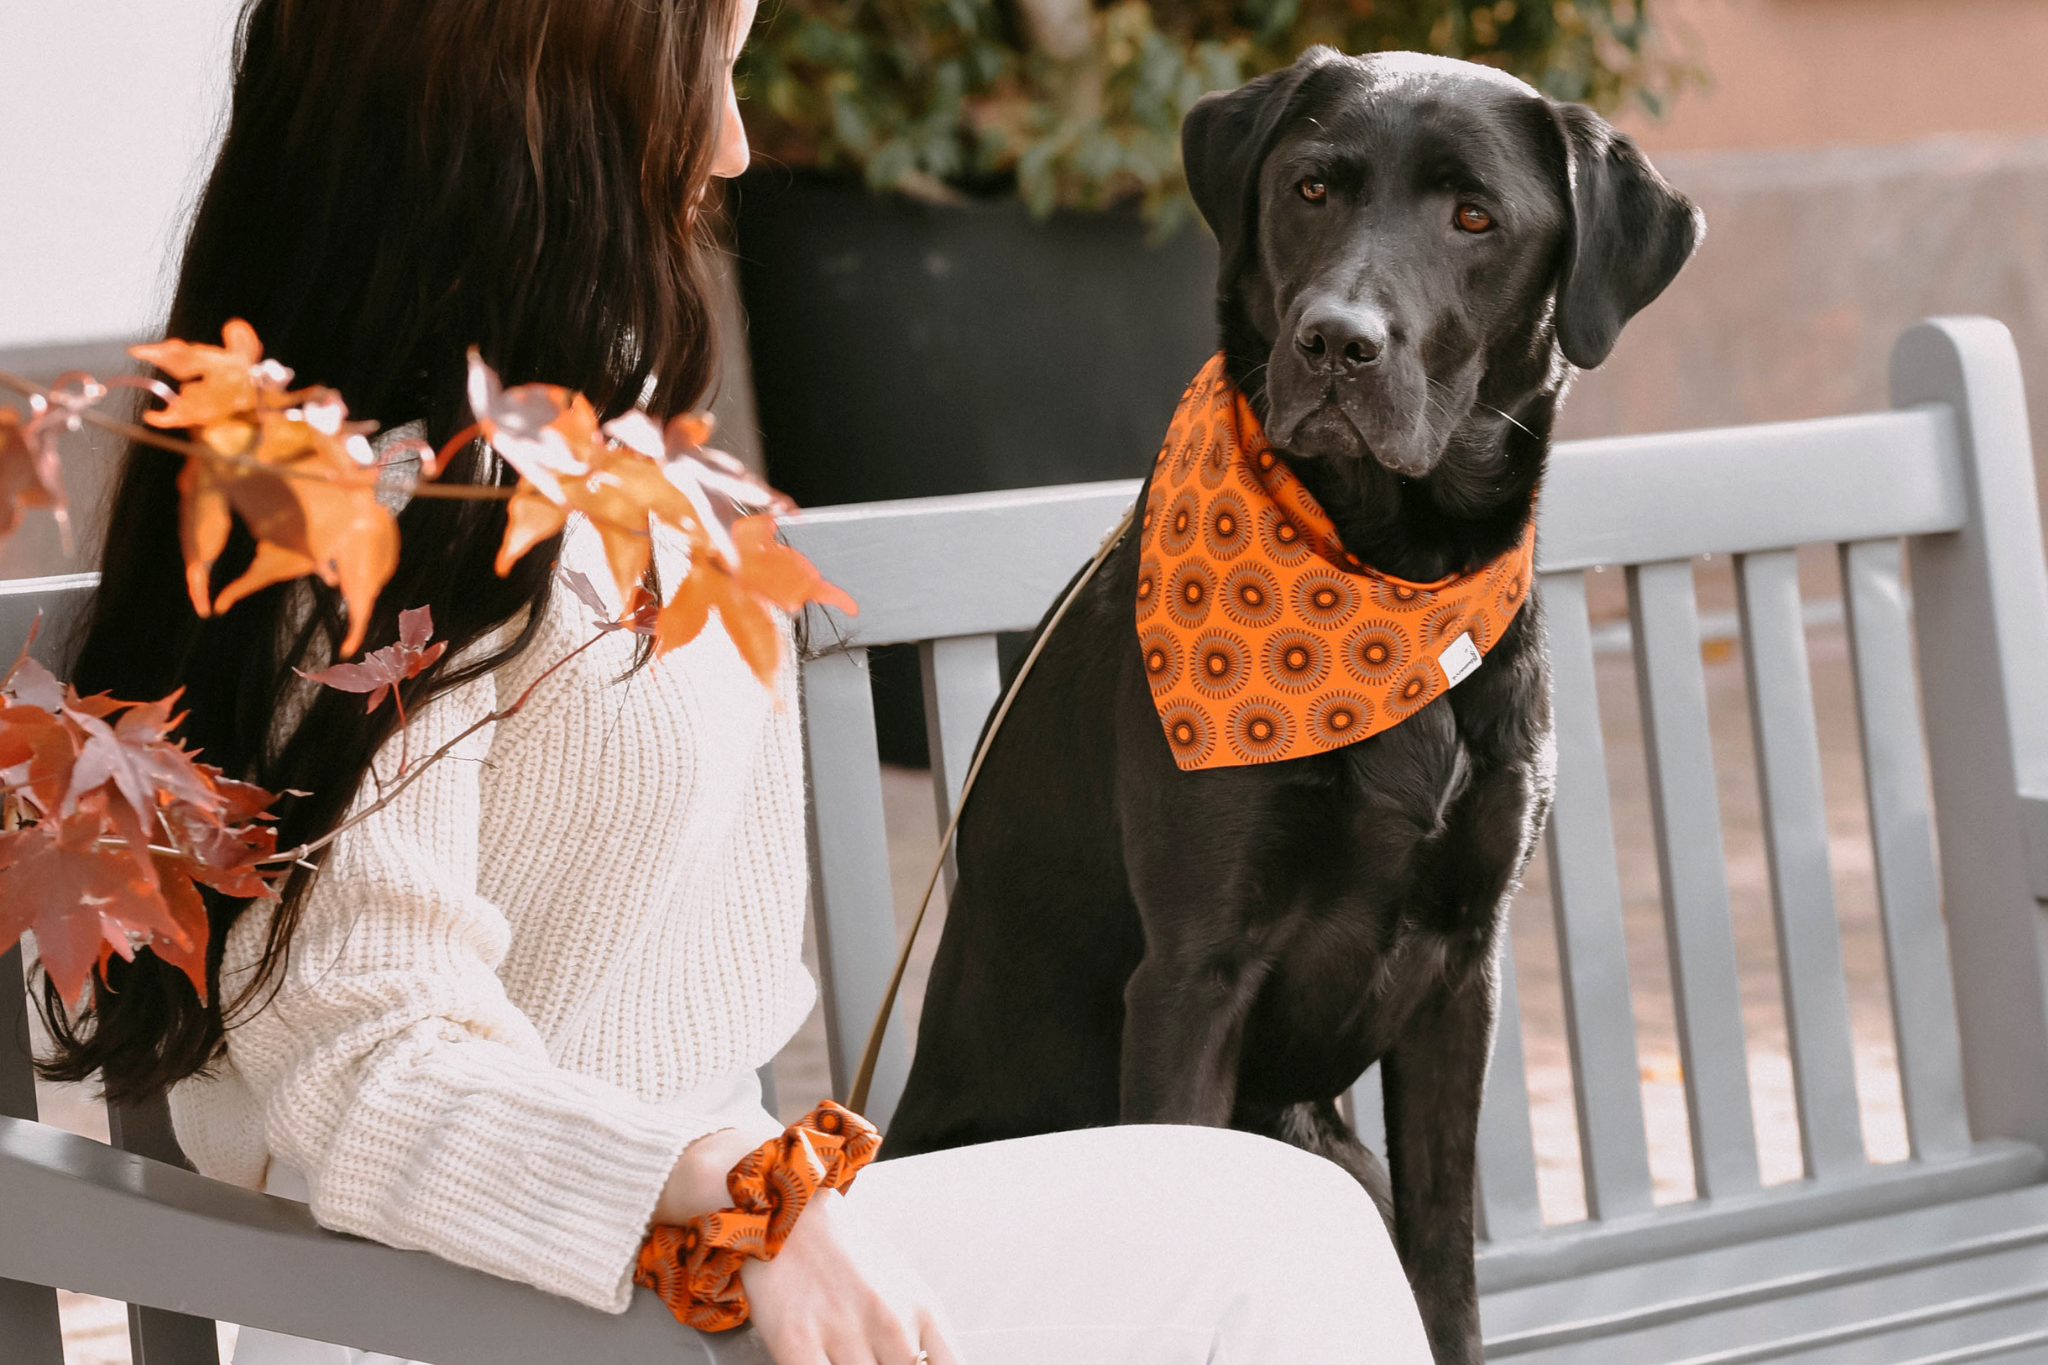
[1136,354,1535,771]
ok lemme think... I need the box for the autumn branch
[0,320,856,1011]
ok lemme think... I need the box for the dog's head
[1185,48,1703,481]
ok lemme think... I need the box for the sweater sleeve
[218,670,724,1312]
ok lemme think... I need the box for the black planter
[732,170,1219,762]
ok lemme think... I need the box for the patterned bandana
[1136,353,1535,771]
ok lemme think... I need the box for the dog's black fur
[885,49,1702,1361]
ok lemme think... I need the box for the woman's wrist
[653,1120,783,1226]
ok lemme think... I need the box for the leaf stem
[253,626,613,867]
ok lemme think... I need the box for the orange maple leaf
[130,319,296,432]
[654,516,857,683]
[0,405,68,543]
[138,323,398,655]
[468,352,856,685]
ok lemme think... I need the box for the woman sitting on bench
[37,1,1429,1361]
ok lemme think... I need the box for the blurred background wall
[1563,0,2048,449]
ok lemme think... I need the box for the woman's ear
[1548,102,1706,370]
[1181,48,1340,293]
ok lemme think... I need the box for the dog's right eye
[1298,178,1327,203]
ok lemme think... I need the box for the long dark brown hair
[40,0,741,1102]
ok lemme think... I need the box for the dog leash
[847,501,1137,1115]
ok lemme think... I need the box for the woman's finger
[914,1311,966,1365]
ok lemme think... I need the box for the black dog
[886,48,1701,1361]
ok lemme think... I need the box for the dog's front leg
[1383,966,1493,1365]
[1119,947,1271,1125]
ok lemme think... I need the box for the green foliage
[738,0,1691,223]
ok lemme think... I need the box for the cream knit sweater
[168,512,816,1312]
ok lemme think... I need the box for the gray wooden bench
[6,315,2048,1361]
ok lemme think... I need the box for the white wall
[0,2,245,350]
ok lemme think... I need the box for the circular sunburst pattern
[1369,576,1430,613]
[1227,699,1294,762]
[1262,629,1330,693]
[1257,505,1314,566]
[1203,491,1251,561]
[1168,419,1202,483]
[1160,488,1201,555]
[1421,601,1468,649]
[1160,702,1215,766]
[1136,554,1162,621]
[1166,560,1216,628]
[1139,628,1181,692]
[1221,563,1283,627]
[1293,571,1360,627]
[1199,424,1232,489]
[1308,692,1372,745]
[1384,662,1439,720]
[1344,618,1408,683]
[1494,567,1528,617]
[1189,629,1252,699]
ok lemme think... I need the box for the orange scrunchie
[634,1100,882,1331]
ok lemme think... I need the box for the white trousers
[232,1123,1432,1365]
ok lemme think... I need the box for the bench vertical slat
[1628,558,1763,1200]
[919,634,1004,893]
[1839,536,1973,1160]
[800,649,911,1127]
[104,1102,220,1363]
[1476,923,1544,1242]
[1734,549,1868,1180]
[1536,571,1656,1220]
[1,944,66,1364]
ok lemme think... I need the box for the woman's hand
[742,1188,959,1365]
[652,1128,960,1364]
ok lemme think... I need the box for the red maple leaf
[297,605,446,712]
[0,804,196,1008]
[0,625,280,1005]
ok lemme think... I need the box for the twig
[252,626,614,866]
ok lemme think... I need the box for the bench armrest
[0,1115,764,1365]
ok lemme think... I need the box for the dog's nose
[1295,305,1387,370]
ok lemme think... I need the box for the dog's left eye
[1455,204,1493,233]
[1299,178,1328,203]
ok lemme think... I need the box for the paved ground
[36,548,1923,1357]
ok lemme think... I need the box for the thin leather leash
[847,501,1137,1114]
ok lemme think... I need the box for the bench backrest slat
[1839,536,1973,1161]
[918,633,1005,896]
[799,648,912,1126]
[1736,547,1868,1181]
[1534,407,1966,573]
[1475,940,1544,1242]
[1531,569,1658,1220]
[1629,557,1764,1200]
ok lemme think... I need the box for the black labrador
[886,47,1702,1361]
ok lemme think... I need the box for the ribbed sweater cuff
[307,1042,713,1313]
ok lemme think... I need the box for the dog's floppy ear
[1548,102,1705,369]
[1182,47,1340,288]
